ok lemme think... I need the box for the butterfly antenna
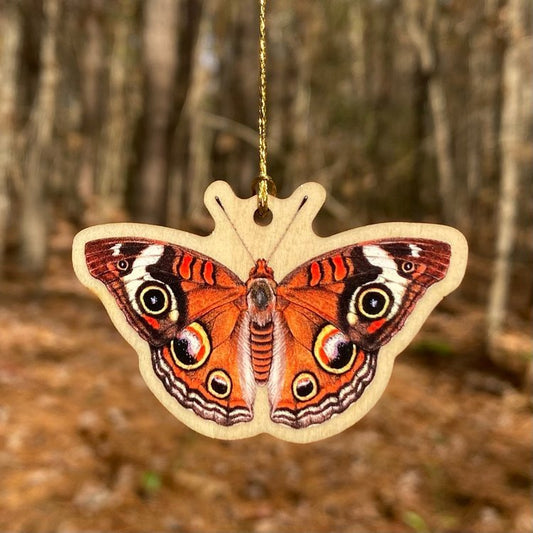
[215,196,256,265]
[266,195,308,262]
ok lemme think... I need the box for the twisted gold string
[254,0,276,216]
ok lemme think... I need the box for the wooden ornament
[72,181,468,443]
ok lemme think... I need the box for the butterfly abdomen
[250,322,273,383]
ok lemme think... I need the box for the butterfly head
[249,259,274,280]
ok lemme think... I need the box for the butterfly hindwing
[271,238,451,428]
[151,305,255,426]
[268,307,378,428]
[84,238,254,425]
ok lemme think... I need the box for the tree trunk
[184,3,215,223]
[133,0,179,224]
[166,0,203,227]
[97,0,137,221]
[427,78,456,224]
[480,0,503,192]
[410,64,428,220]
[464,4,500,238]
[76,0,104,225]
[348,1,366,103]
[404,0,456,225]
[0,2,21,274]
[286,6,312,192]
[19,0,60,273]
[487,0,528,355]
[217,3,257,197]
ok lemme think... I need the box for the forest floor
[0,226,531,533]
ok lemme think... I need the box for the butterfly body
[246,260,277,383]
[73,180,467,441]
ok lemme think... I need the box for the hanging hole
[254,208,273,226]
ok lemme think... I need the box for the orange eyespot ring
[171,322,211,370]
[292,372,319,402]
[356,286,391,319]
[313,324,357,374]
[207,370,232,399]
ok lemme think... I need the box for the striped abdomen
[250,322,273,383]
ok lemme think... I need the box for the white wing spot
[111,243,122,257]
[409,244,422,258]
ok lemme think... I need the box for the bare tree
[0,2,21,273]
[76,0,105,224]
[404,0,456,225]
[487,0,530,355]
[347,1,366,104]
[166,0,203,227]
[184,2,215,223]
[285,3,313,192]
[19,0,61,273]
[133,0,179,224]
[463,0,502,238]
[217,3,258,195]
[96,0,138,221]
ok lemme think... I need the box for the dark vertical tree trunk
[487,0,528,356]
[19,0,60,273]
[0,2,21,274]
[133,0,179,224]
[76,0,104,224]
[218,3,257,197]
[96,0,138,221]
[167,0,203,227]
[404,0,457,226]
[285,4,312,192]
[348,1,366,104]
[410,64,428,220]
[185,2,216,223]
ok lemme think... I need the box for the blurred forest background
[0,0,532,532]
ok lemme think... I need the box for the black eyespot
[138,284,170,315]
[357,286,391,319]
[401,261,414,273]
[292,372,319,401]
[313,325,357,374]
[117,259,129,271]
[170,323,210,370]
[207,370,232,399]
[333,342,354,369]
[171,339,195,367]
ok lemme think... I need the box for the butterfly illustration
[74,183,467,440]
[82,236,452,425]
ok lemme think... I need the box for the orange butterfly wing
[270,238,451,428]
[85,238,255,426]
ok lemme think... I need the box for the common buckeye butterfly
[73,182,467,442]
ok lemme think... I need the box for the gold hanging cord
[253,0,276,216]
